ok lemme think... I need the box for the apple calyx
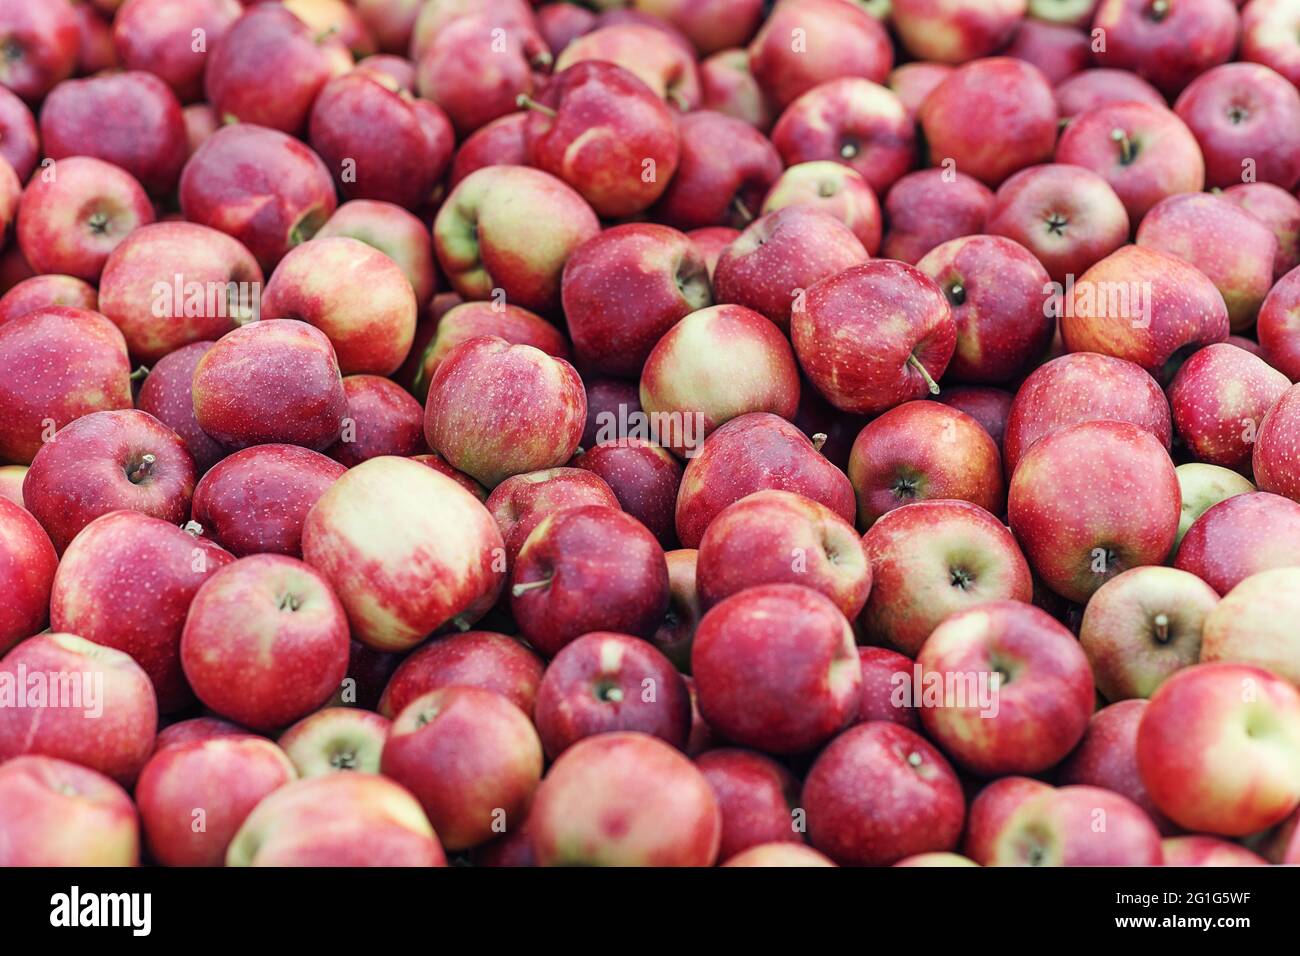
[907,354,942,395]
[126,453,157,485]
[277,592,303,613]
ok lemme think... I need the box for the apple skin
[0,306,132,465]
[635,0,764,55]
[485,467,620,567]
[433,165,600,316]
[1137,662,1300,836]
[153,717,245,753]
[1241,0,1300,88]
[0,756,139,866]
[408,0,538,62]
[856,647,922,729]
[1161,836,1268,867]
[648,548,700,671]
[557,23,700,111]
[892,0,1027,64]
[1224,183,1300,281]
[412,452,488,502]
[986,163,1131,284]
[529,731,722,867]
[894,852,979,867]
[1003,353,1171,478]
[937,386,1013,449]
[989,784,1164,866]
[1079,567,1219,702]
[697,490,871,619]
[278,707,390,777]
[1055,102,1206,223]
[317,199,436,309]
[16,156,155,283]
[136,343,225,475]
[1092,0,1239,98]
[1061,245,1230,382]
[40,70,187,197]
[573,440,682,549]
[1174,462,1256,549]
[309,71,452,211]
[50,511,233,712]
[522,61,680,219]
[0,496,56,654]
[424,337,586,489]
[537,1,595,54]
[192,444,346,558]
[713,207,869,333]
[723,843,836,866]
[97,221,263,364]
[135,735,296,867]
[1057,699,1177,834]
[415,302,569,403]
[1201,567,1300,687]
[887,62,953,119]
[112,0,241,103]
[693,584,860,755]
[1253,383,1300,503]
[963,775,1052,864]
[0,0,79,103]
[1137,193,1279,332]
[379,631,544,720]
[325,375,425,467]
[511,505,669,657]
[0,466,27,507]
[0,632,157,785]
[699,48,773,131]
[0,274,97,326]
[1053,67,1165,119]
[534,631,690,758]
[881,169,995,265]
[302,456,506,652]
[1262,806,1300,865]
[639,304,801,454]
[793,260,956,417]
[770,78,915,195]
[561,223,711,379]
[192,319,348,451]
[382,687,542,852]
[650,110,783,230]
[760,161,882,255]
[919,58,1057,188]
[226,773,447,866]
[747,0,892,110]
[1004,19,1090,85]
[696,749,801,862]
[0,86,37,182]
[915,235,1053,384]
[1170,344,1290,468]
[447,112,529,188]
[179,124,338,272]
[24,409,195,554]
[804,721,965,866]
[205,4,345,135]
[674,412,857,549]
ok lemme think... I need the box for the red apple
[696,748,801,863]
[0,496,55,654]
[408,0,538,62]
[892,0,1027,64]
[1092,0,1239,98]
[112,0,241,103]
[760,161,882,254]
[536,1,595,54]
[699,48,772,130]
[686,226,739,279]
[0,274,96,327]
[987,784,1163,865]
[573,440,682,548]
[963,775,1052,864]
[881,169,995,264]
[635,0,763,55]
[1005,19,1091,84]
[326,375,424,466]
[723,843,836,866]
[317,199,436,309]
[938,386,1014,448]
[447,111,529,187]
[650,549,701,670]
[1169,343,1290,468]
[856,646,921,728]
[0,756,138,866]
[0,0,79,103]
[277,706,390,777]
[486,466,620,565]
[1162,836,1269,867]
[887,61,953,119]
[1054,67,1165,119]
[1223,182,1300,281]
[0,86,37,181]
[1254,382,1300,502]
[556,23,700,110]
[1175,462,1257,550]
[153,717,245,753]
[134,346,222,477]
[1201,567,1300,686]
[379,630,544,719]
[1241,0,1300,88]
[415,302,569,402]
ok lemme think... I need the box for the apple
[963,776,1052,863]
[1241,0,1300,88]
[713,207,869,333]
[860,499,1032,655]
[1092,0,1239,98]
[916,600,1093,775]
[433,165,599,316]
[537,1,595,54]
[1174,462,1256,550]
[1223,183,1300,281]
[804,721,965,866]
[0,496,55,654]
[0,756,138,866]
[0,274,97,327]
[646,549,700,671]
[915,235,1054,384]
[1253,382,1300,502]
[556,23,699,110]
[182,103,219,154]
[561,223,711,378]
[894,852,980,867]
[0,306,132,465]
[1162,836,1268,867]
[687,227,740,279]
[226,773,446,866]
[135,344,224,475]
[323,376,424,466]
[0,0,79,103]
[411,452,488,501]
[205,3,347,134]
[1004,19,1091,84]
[1262,806,1300,865]
[135,735,296,867]
[0,466,27,506]
[1137,662,1300,835]
[723,843,836,867]
[486,467,620,568]
[919,58,1057,188]
[97,221,263,364]
[1169,344,1290,468]
[1259,267,1300,377]
[179,123,338,272]
[408,0,538,61]
[674,412,857,548]
[987,784,1164,865]
[634,0,763,55]
[892,0,1026,64]
[852,646,919,728]
[699,48,772,130]
[379,631,544,720]
[415,302,569,402]
[447,112,529,187]
[696,748,801,862]
[192,319,347,451]
[692,584,859,754]
[153,718,245,753]
[112,0,241,103]
[937,387,1014,448]
[529,731,721,866]
[760,161,882,254]
[747,0,891,110]
[769,78,914,195]
[1201,567,1300,687]
[317,200,436,309]
[1055,102,1206,222]
[275,707,389,778]
[1028,0,1098,26]
[0,632,156,785]
[887,61,953,119]
[1137,193,1278,331]
[573,440,682,548]
[303,456,505,651]
[985,163,1131,284]
[0,86,37,181]
[1054,67,1166,119]
[792,260,956,416]
[880,169,995,264]
[16,156,154,282]
[650,110,783,230]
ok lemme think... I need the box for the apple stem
[511,576,554,598]
[668,90,690,112]
[811,432,828,453]
[1110,128,1137,165]
[731,196,754,224]
[515,94,557,118]
[129,365,150,383]
[907,354,941,395]
[127,454,156,484]
[1153,613,1170,643]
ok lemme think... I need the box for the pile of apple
[2,0,1300,870]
